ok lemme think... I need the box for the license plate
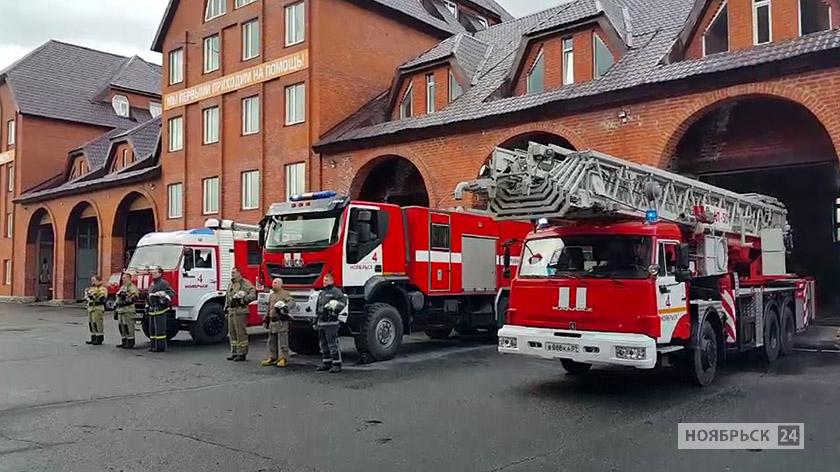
[545,342,579,353]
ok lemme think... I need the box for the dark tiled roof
[75,128,128,171]
[16,166,161,204]
[0,41,161,129]
[401,33,490,78]
[318,0,840,148]
[467,0,514,21]
[527,0,628,42]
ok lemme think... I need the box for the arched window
[111,95,130,118]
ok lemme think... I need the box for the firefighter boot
[93,335,104,345]
[316,363,331,372]
[85,336,96,345]
[276,357,288,368]
[261,358,277,367]
[329,364,342,374]
[233,354,247,362]
[124,339,135,349]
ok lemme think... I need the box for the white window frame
[285,162,306,200]
[121,149,129,169]
[703,2,730,56]
[203,177,220,215]
[7,166,13,192]
[5,212,11,238]
[203,106,220,144]
[285,2,305,46]
[235,0,257,7]
[3,260,10,285]
[593,33,614,78]
[400,83,413,119]
[112,95,130,117]
[6,120,15,146]
[753,0,772,45]
[527,48,545,94]
[476,16,489,29]
[285,83,306,125]
[242,96,260,135]
[149,102,162,118]
[167,183,183,219]
[798,0,833,36]
[242,19,260,61]
[203,34,220,73]
[444,0,458,18]
[241,170,260,210]
[168,116,184,152]
[448,70,463,102]
[169,48,184,85]
[425,73,436,114]
[205,0,227,21]
[562,38,574,85]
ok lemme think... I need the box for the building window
[286,2,305,46]
[121,149,129,168]
[168,116,184,151]
[111,95,130,118]
[800,0,832,35]
[149,102,162,118]
[476,16,489,29]
[285,83,306,125]
[235,0,257,7]
[704,3,730,56]
[203,106,220,144]
[5,212,11,238]
[400,83,413,119]
[203,35,220,73]
[241,170,260,210]
[242,96,260,135]
[6,120,14,146]
[205,0,227,21]
[3,260,10,285]
[449,70,463,102]
[754,0,772,45]
[242,19,260,61]
[425,73,436,114]
[203,177,220,215]
[285,162,305,199]
[593,34,614,78]
[169,48,184,85]
[444,0,458,18]
[7,166,13,192]
[167,183,183,219]
[526,48,544,94]
[562,38,574,85]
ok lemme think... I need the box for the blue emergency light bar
[289,191,338,202]
[645,209,659,224]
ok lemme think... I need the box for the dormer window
[593,34,614,78]
[449,70,463,102]
[149,102,162,118]
[112,95,130,118]
[800,0,832,35]
[476,16,489,29]
[753,0,772,45]
[526,48,545,94]
[205,0,227,21]
[703,3,729,56]
[444,0,458,18]
[400,83,414,119]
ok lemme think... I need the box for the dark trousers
[149,311,168,351]
[317,323,341,366]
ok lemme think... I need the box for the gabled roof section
[467,0,514,21]
[0,40,160,128]
[71,128,127,174]
[526,0,630,45]
[401,33,490,78]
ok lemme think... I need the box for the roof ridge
[46,39,131,60]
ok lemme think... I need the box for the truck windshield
[265,212,342,250]
[127,245,183,271]
[520,235,653,279]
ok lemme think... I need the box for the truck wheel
[355,303,404,361]
[762,306,781,363]
[780,302,796,356]
[685,319,718,387]
[561,359,592,375]
[189,302,227,345]
[289,324,320,355]
[425,327,452,340]
[141,313,179,341]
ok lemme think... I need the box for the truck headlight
[499,336,518,349]
[615,346,646,360]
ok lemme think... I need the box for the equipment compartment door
[429,213,451,292]
[656,240,688,343]
[180,246,217,309]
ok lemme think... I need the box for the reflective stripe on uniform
[149,310,168,316]
[150,335,167,340]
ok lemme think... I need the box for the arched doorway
[112,192,156,270]
[353,155,430,207]
[66,202,100,300]
[670,96,839,306]
[26,209,55,301]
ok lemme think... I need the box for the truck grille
[266,263,325,286]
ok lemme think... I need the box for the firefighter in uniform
[262,278,296,368]
[85,275,107,345]
[147,267,174,352]
[225,267,257,362]
[314,273,348,373]
[114,272,139,349]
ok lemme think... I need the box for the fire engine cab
[457,143,817,386]
[258,191,532,361]
[124,219,263,344]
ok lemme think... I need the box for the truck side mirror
[675,269,692,283]
[677,243,690,270]
[503,245,512,278]
[182,248,194,272]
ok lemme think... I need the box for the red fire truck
[120,219,263,344]
[257,191,532,361]
[456,143,816,386]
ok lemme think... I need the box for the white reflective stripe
[575,287,587,310]
[414,251,459,263]
[558,287,570,309]
[495,256,522,266]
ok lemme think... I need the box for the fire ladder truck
[456,142,816,386]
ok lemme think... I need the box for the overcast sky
[0,0,563,70]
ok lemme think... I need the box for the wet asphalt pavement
[1,304,840,472]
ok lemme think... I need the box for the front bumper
[258,290,320,322]
[497,325,657,369]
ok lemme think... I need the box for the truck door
[343,206,385,288]
[656,240,688,343]
[429,213,451,292]
[180,246,218,309]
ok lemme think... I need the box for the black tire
[355,303,404,361]
[780,302,796,356]
[189,302,228,345]
[289,324,320,355]
[685,319,719,387]
[495,295,510,329]
[425,327,452,340]
[140,311,179,342]
[561,359,592,375]
[763,305,781,363]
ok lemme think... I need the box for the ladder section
[458,143,787,237]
